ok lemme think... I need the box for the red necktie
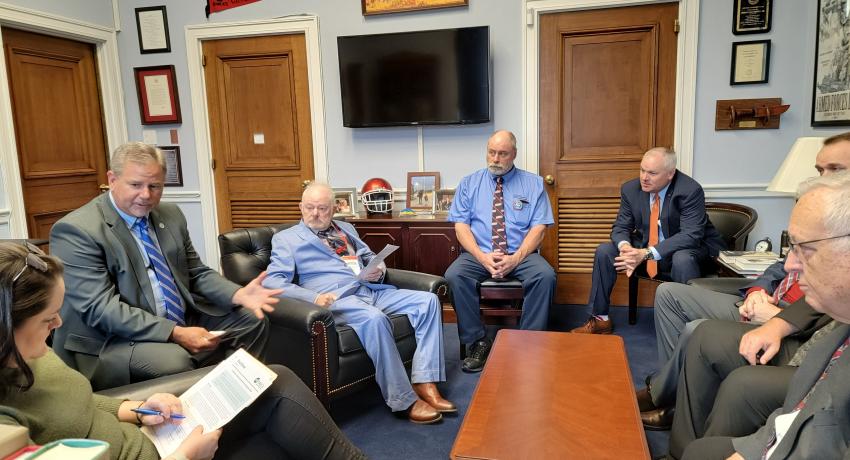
[647,193,659,278]
[491,176,508,253]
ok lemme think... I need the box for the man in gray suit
[680,173,850,459]
[50,142,282,390]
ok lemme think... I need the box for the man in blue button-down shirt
[446,130,556,373]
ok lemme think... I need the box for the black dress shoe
[641,406,674,431]
[462,337,492,373]
[636,387,656,412]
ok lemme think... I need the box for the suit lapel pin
[159,223,165,229]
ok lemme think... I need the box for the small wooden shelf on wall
[715,98,790,130]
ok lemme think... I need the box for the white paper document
[358,244,399,280]
[140,349,277,457]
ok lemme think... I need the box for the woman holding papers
[0,242,365,460]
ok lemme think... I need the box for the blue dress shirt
[448,166,554,254]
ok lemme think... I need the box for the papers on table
[718,251,780,274]
[140,349,277,457]
[358,244,399,280]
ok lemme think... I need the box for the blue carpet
[331,305,669,459]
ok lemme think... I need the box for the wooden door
[3,28,108,240]
[203,34,315,232]
[539,3,679,305]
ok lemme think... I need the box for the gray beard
[488,165,507,176]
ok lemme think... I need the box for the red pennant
[206,0,261,17]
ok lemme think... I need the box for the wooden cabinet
[346,215,458,277]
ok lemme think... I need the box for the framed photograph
[435,188,455,214]
[333,188,357,217]
[362,0,468,16]
[134,65,181,125]
[159,145,183,186]
[812,0,850,126]
[406,172,440,211]
[733,0,771,35]
[134,6,171,54]
[730,40,770,85]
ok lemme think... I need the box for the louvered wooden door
[539,3,679,305]
[3,28,108,241]
[203,34,314,231]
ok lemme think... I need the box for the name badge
[512,198,524,210]
[342,255,361,275]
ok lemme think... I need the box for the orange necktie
[647,193,659,278]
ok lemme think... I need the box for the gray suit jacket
[733,323,850,459]
[49,193,239,387]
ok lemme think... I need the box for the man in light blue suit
[262,183,453,424]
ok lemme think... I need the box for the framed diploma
[730,40,770,85]
[135,6,171,54]
[812,0,850,126]
[733,0,771,35]
[133,65,182,125]
[159,145,183,186]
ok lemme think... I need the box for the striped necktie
[491,176,508,253]
[136,217,185,325]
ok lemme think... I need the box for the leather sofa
[218,224,449,405]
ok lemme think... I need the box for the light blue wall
[692,1,845,247]
[0,0,843,253]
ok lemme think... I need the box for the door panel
[3,28,108,240]
[203,34,315,232]
[539,3,678,305]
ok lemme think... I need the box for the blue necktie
[136,217,185,325]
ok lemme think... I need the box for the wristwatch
[643,248,654,261]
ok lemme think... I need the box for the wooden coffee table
[451,330,649,459]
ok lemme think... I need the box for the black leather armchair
[218,224,449,405]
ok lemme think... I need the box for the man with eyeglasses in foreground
[674,172,850,459]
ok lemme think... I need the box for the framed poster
[406,172,440,211]
[333,188,357,217]
[362,0,467,16]
[160,145,183,186]
[134,6,171,54]
[812,0,850,126]
[134,65,182,125]
[730,40,770,85]
[733,0,772,35]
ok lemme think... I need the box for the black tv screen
[338,26,490,128]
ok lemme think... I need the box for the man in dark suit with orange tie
[573,147,726,334]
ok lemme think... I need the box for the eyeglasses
[788,233,850,260]
[11,242,48,283]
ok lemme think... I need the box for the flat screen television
[337,26,490,128]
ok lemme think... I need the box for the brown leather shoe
[636,386,656,412]
[571,316,613,334]
[413,382,457,413]
[641,406,674,431]
[408,399,442,424]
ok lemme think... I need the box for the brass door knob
[98,184,109,192]
[302,179,312,189]
[544,175,555,185]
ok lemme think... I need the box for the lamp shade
[766,137,826,194]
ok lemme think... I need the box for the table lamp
[766,136,825,256]
[766,137,826,194]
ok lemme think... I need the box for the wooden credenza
[346,214,458,277]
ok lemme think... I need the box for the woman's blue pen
[131,408,186,419]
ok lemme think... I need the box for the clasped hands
[479,250,519,279]
[613,244,647,277]
[738,290,781,324]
